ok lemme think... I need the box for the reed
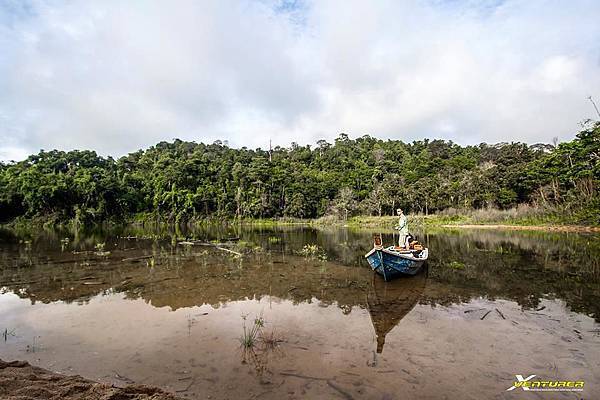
[240,313,265,349]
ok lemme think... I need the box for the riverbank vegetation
[1,121,598,227]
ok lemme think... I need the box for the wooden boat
[364,235,428,281]
[367,267,427,353]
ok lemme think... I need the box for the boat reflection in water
[367,264,428,353]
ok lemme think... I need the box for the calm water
[0,225,599,399]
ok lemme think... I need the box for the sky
[1,0,600,161]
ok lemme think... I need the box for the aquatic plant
[94,242,111,256]
[448,261,466,269]
[60,237,70,251]
[2,328,15,342]
[145,257,156,268]
[299,244,319,256]
[240,313,265,349]
[239,316,284,381]
[268,236,281,244]
[298,244,328,261]
[22,240,32,251]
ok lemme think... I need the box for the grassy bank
[332,205,599,230]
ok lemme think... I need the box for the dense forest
[0,121,598,226]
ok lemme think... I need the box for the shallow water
[0,225,599,399]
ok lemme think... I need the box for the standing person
[395,208,410,249]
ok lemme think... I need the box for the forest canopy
[1,121,598,226]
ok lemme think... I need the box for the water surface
[1,225,599,399]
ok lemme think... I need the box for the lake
[0,225,599,399]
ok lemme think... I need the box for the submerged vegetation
[0,121,598,227]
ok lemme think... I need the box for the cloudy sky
[1,0,599,160]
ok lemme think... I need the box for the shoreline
[2,215,599,233]
[0,359,183,400]
[439,224,600,233]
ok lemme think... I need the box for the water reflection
[0,225,599,323]
[367,266,427,353]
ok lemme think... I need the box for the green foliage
[298,244,328,260]
[0,122,598,226]
[497,188,518,209]
[448,261,466,270]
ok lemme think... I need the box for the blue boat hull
[365,248,427,281]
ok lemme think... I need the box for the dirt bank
[441,224,600,233]
[0,359,183,400]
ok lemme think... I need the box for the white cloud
[1,0,599,160]
[536,56,580,93]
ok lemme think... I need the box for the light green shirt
[397,214,408,235]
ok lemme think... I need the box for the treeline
[0,121,598,226]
